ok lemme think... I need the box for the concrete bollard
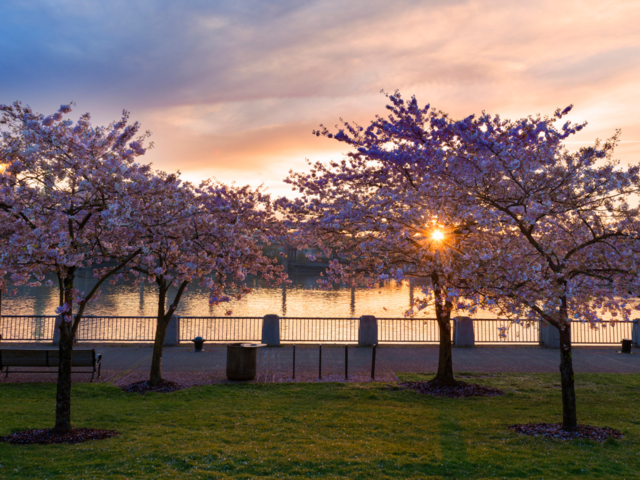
[539,321,560,348]
[52,315,63,346]
[164,315,180,346]
[453,316,475,347]
[358,315,378,347]
[633,320,640,347]
[262,314,281,346]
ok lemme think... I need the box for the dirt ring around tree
[400,381,505,398]
[120,379,188,394]
[0,428,120,445]
[509,423,623,441]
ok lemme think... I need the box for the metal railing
[181,317,262,343]
[75,316,157,342]
[474,318,540,344]
[279,317,359,343]
[0,315,636,345]
[378,318,440,343]
[571,321,634,345]
[0,315,57,341]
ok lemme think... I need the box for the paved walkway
[2,344,639,384]
[92,344,640,373]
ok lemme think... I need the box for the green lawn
[1,373,639,479]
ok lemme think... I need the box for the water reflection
[3,269,426,318]
[2,269,630,323]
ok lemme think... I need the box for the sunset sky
[2,0,639,197]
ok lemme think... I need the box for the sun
[432,230,444,241]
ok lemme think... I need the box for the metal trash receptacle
[226,343,266,380]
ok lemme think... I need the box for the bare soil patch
[0,428,120,445]
[509,423,623,441]
[400,381,505,398]
[120,379,187,394]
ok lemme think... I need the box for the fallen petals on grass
[400,381,505,398]
[120,380,187,394]
[509,423,623,441]
[0,428,120,445]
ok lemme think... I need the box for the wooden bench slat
[0,349,96,367]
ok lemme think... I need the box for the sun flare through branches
[431,230,444,242]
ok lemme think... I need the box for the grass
[1,373,639,479]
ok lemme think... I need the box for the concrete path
[2,344,639,384]
[86,344,640,374]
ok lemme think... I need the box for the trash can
[192,336,205,352]
[226,343,266,381]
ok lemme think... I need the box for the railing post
[453,317,474,347]
[539,321,560,348]
[52,315,63,346]
[262,314,280,346]
[164,315,180,346]
[358,315,378,346]
[538,320,543,346]
[633,319,640,347]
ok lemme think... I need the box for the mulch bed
[400,381,505,398]
[0,428,120,445]
[120,379,187,394]
[509,423,623,441]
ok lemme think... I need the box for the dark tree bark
[430,313,458,386]
[428,272,460,387]
[537,294,578,431]
[58,274,64,307]
[149,283,169,386]
[558,322,577,430]
[54,272,75,433]
[148,279,190,386]
[53,251,142,432]
[149,318,170,386]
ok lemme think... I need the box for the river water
[2,268,423,318]
[3,269,634,344]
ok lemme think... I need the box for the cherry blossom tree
[279,129,492,387]
[0,102,151,432]
[434,105,640,430]
[314,92,640,430]
[120,175,287,386]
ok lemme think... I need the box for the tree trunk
[558,323,577,430]
[429,314,459,386]
[54,274,75,433]
[149,279,190,386]
[429,272,459,387]
[149,283,168,386]
[149,317,170,386]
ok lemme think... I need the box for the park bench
[0,348,102,381]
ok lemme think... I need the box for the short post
[292,344,296,380]
[453,317,475,347]
[345,345,348,380]
[52,315,63,346]
[262,314,281,346]
[633,320,640,347]
[371,344,377,380]
[164,315,180,346]
[319,344,322,379]
[539,321,560,349]
[358,315,378,347]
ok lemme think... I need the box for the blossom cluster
[0,102,287,329]
[279,92,640,334]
